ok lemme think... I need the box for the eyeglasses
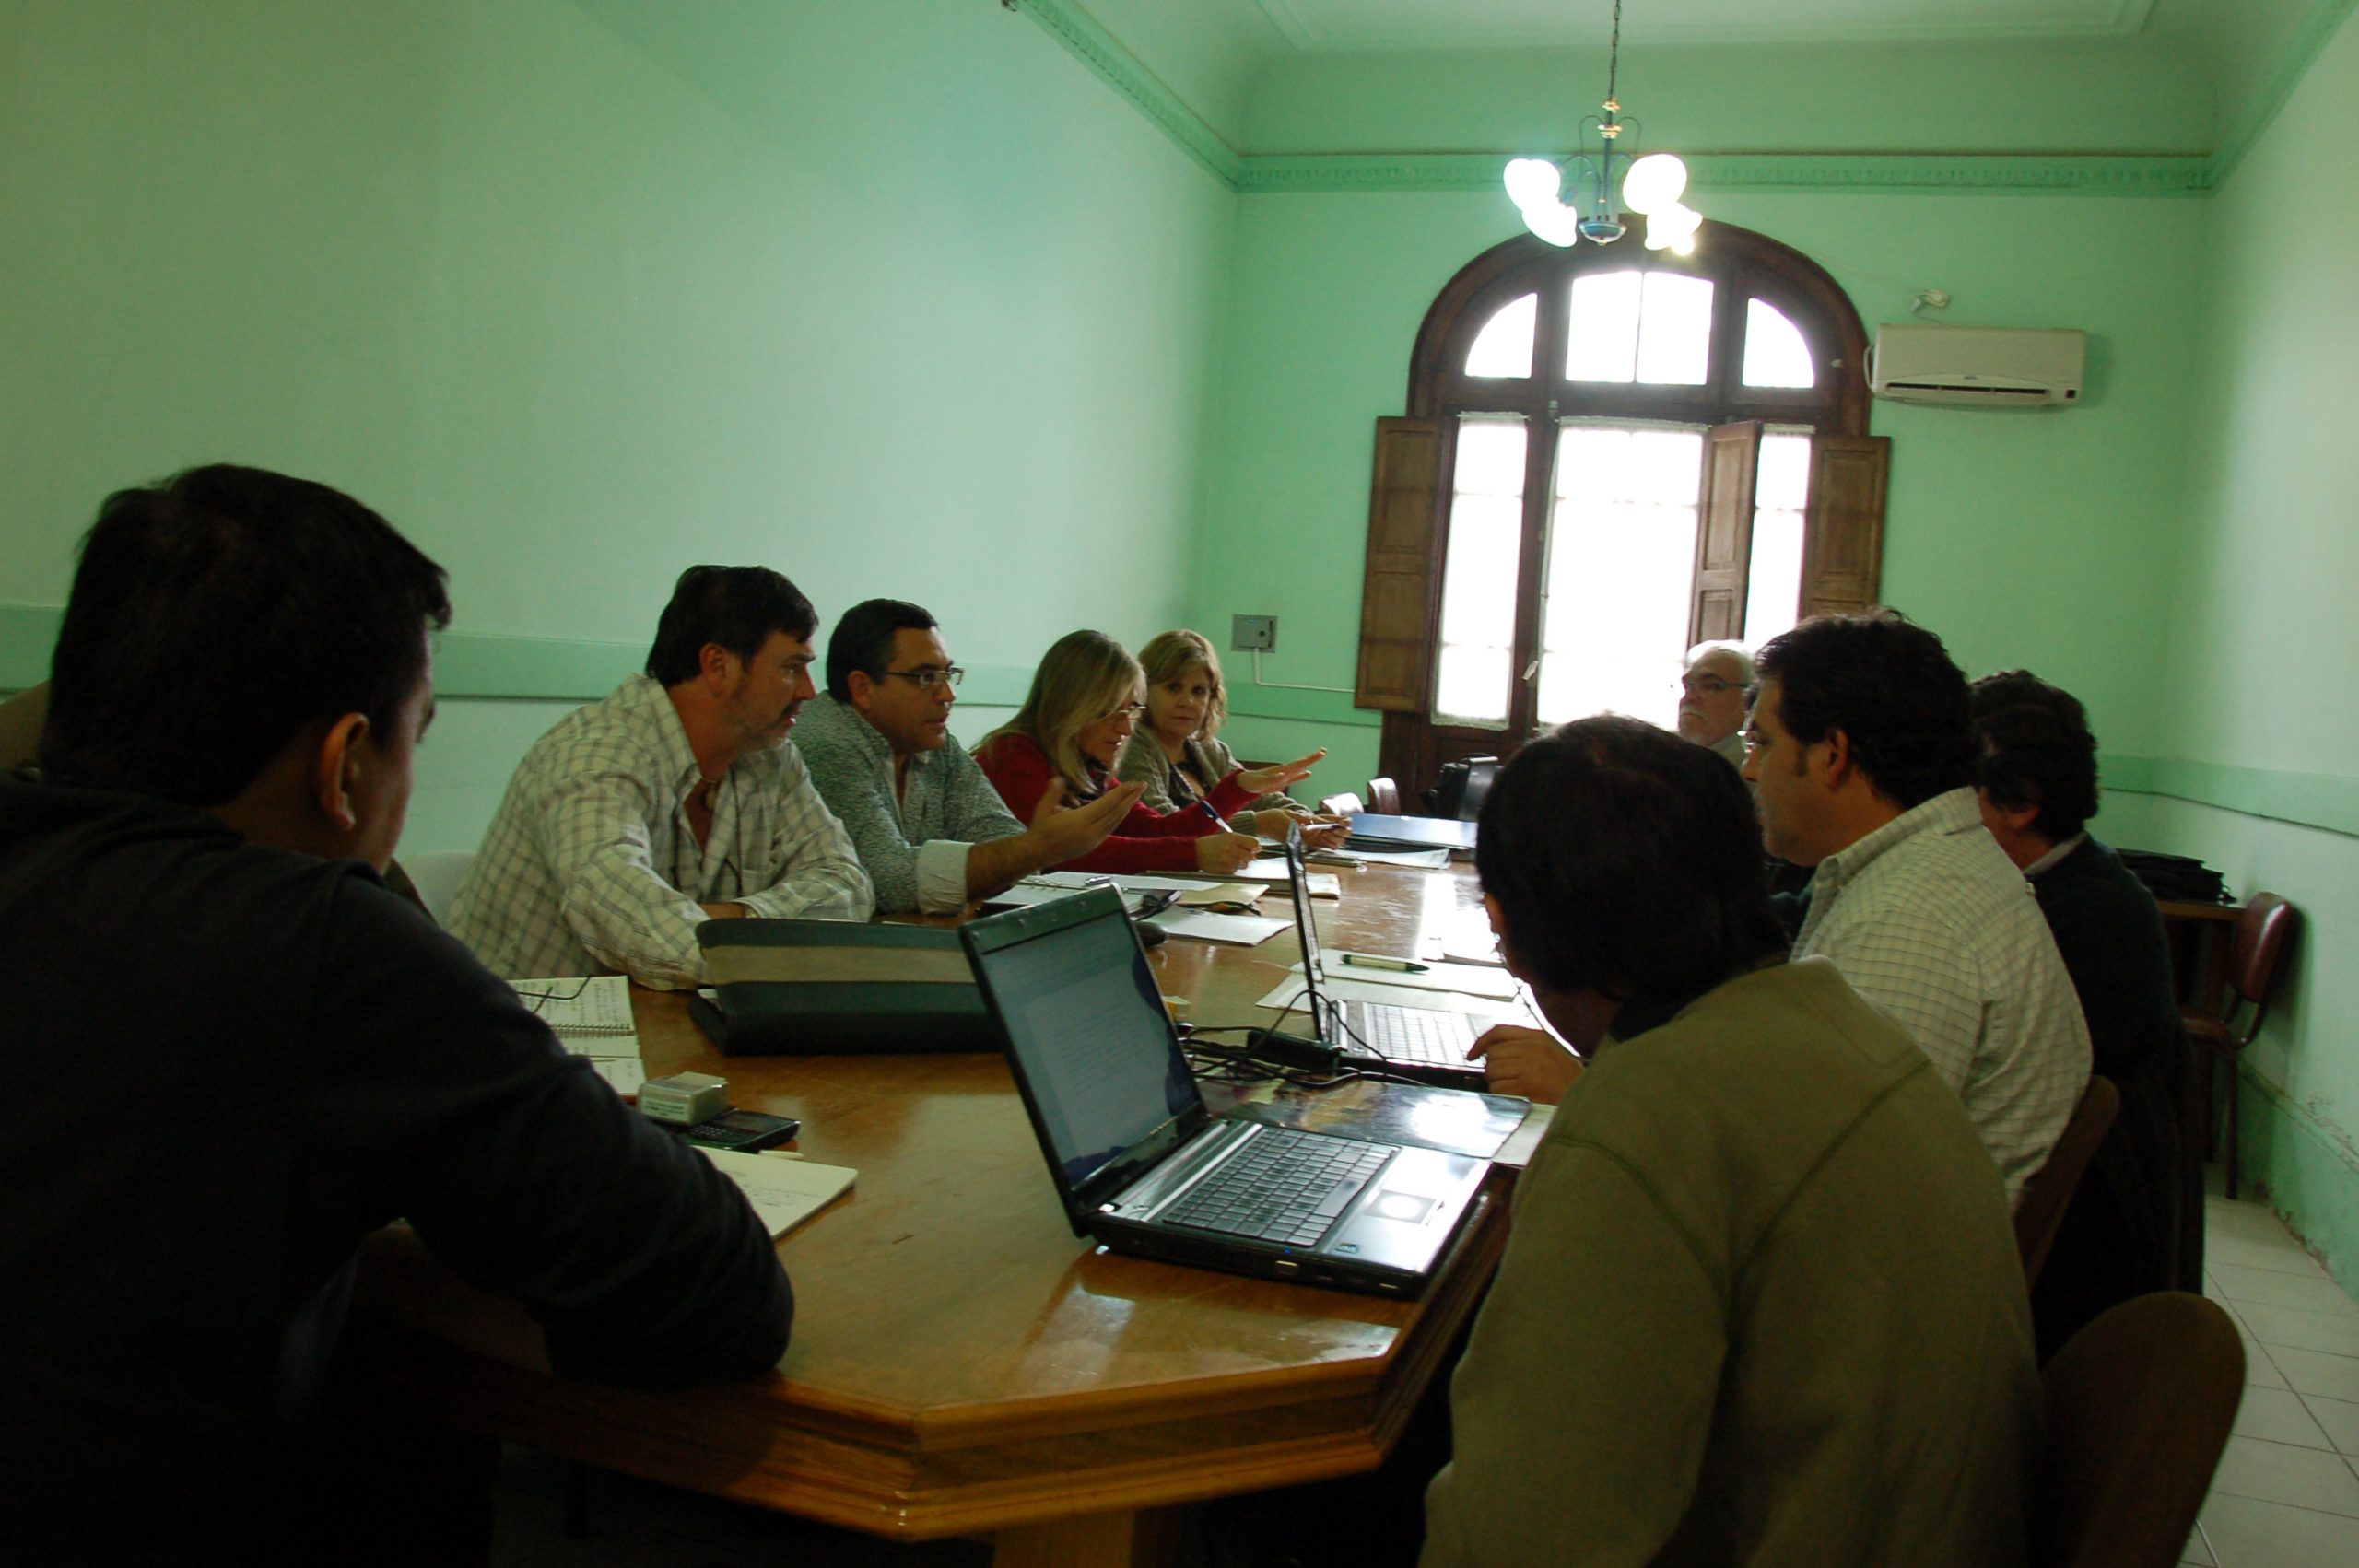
[1681,674,1741,696]
[1091,703,1147,725]
[874,665,964,691]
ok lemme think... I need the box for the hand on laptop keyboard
[1465,1024,1583,1104]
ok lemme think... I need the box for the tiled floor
[490,1192,2359,1566]
[2187,1192,2359,1566]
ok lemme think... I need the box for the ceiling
[1250,0,2165,51]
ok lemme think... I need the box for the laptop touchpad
[1367,1190,1438,1224]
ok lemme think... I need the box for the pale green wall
[0,0,1236,848]
[1191,188,2209,792]
[2134,3,2359,1284]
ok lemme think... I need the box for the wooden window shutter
[1800,435,1891,618]
[1687,421,1762,646]
[1356,416,1443,710]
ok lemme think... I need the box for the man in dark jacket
[0,465,793,1563]
[1973,669,2201,1357]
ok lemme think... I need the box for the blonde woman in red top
[976,630,1324,876]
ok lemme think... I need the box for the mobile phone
[677,1109,801,1153]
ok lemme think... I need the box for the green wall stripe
[0,603,1046,708]
[1224,684,1380,729]
[1015,0,1241,186]
[2210,0,2359,188]
[2238,1064,2359,1298]
[13,607,2356,795]
[1233,152,2214,198]
[2105,753,2359,841]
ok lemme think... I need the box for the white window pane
[1437,493,1521,644]
[1437,644,1512,725]
[1453,418,1528,495]
[1433,416,1526,726]
[1755,430,1813,509]
[1566,271,1640,382]
[1742,298,1816,388]
[1745,508,1806,646]
[1635,272,1713,386]
[1465,293,1537,379]
[1535,427,1705,727]
[1745,432,1811,643]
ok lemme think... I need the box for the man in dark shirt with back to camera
[1972,669,2201,1357]
[0,466,792,1564]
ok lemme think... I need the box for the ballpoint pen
[1342,954,1429,973]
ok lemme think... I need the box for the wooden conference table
[340,862,1517,1567]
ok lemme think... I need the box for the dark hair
[644,566,816,687]
[1752,610,1975,811]
[1476,716,1787,1004]
[39,464,451,806]
[1970,670,2099,843]
[825,598,938,701]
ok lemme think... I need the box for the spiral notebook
[510,975,645,1096]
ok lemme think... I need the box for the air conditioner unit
[1871,324,2085,407]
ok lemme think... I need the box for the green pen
[1342,954,1428,974]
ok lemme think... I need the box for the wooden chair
[1319,791,1364,817]
[2181,893,2296,1199]
[2014,1075,2118,1290]
[2036,1292,2243,1568]
[0,681,49,770]
[1365,777,1402,814]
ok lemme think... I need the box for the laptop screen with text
[980,901,1199,1189]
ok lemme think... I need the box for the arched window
[1356,218,1888,797]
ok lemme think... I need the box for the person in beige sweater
[1114,628,1348,849]
[1421,716,2039,1568]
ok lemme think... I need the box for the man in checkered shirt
[447,566,872,989]
[1743,611,2090,1203]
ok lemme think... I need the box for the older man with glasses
[1676,639,1753,767]
[796,599,1138,913]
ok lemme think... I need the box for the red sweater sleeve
[977,734,1252,874]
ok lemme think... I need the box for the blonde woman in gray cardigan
[1115,630,1350,849]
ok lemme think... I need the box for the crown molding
[1232,151,2213,196]
[1013,0,1240,185]
[1021,0,2353,199]
[1250,0,2160,52]
[2209,0,2359,188]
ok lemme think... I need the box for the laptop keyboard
[1163,1129,1391,1247]
[1355,1003,1475,1066]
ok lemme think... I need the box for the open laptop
[1278,826,1500,1090]
[960,888,1488,1297]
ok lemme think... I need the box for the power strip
[1241,1028,1343,1074]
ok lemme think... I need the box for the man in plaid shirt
[1743,611,2090,1203]
[448,566,872,989]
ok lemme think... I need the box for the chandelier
[1503,0,1701,254]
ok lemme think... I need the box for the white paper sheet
[698,1149,857,1238]
[578,1053,646,1098]
[1228,863,1343,897]
[1308,953,1521,1001]
[1146,909,1291,946]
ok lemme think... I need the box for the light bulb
[1644,202,1703,251]
[1621,153,1687,216]
[1522,201,1583,248]
[1504,158,1563,214]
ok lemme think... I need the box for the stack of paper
[1228,862,1343,897]
[699,1149,857,1237]
[511,974,646,1097]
